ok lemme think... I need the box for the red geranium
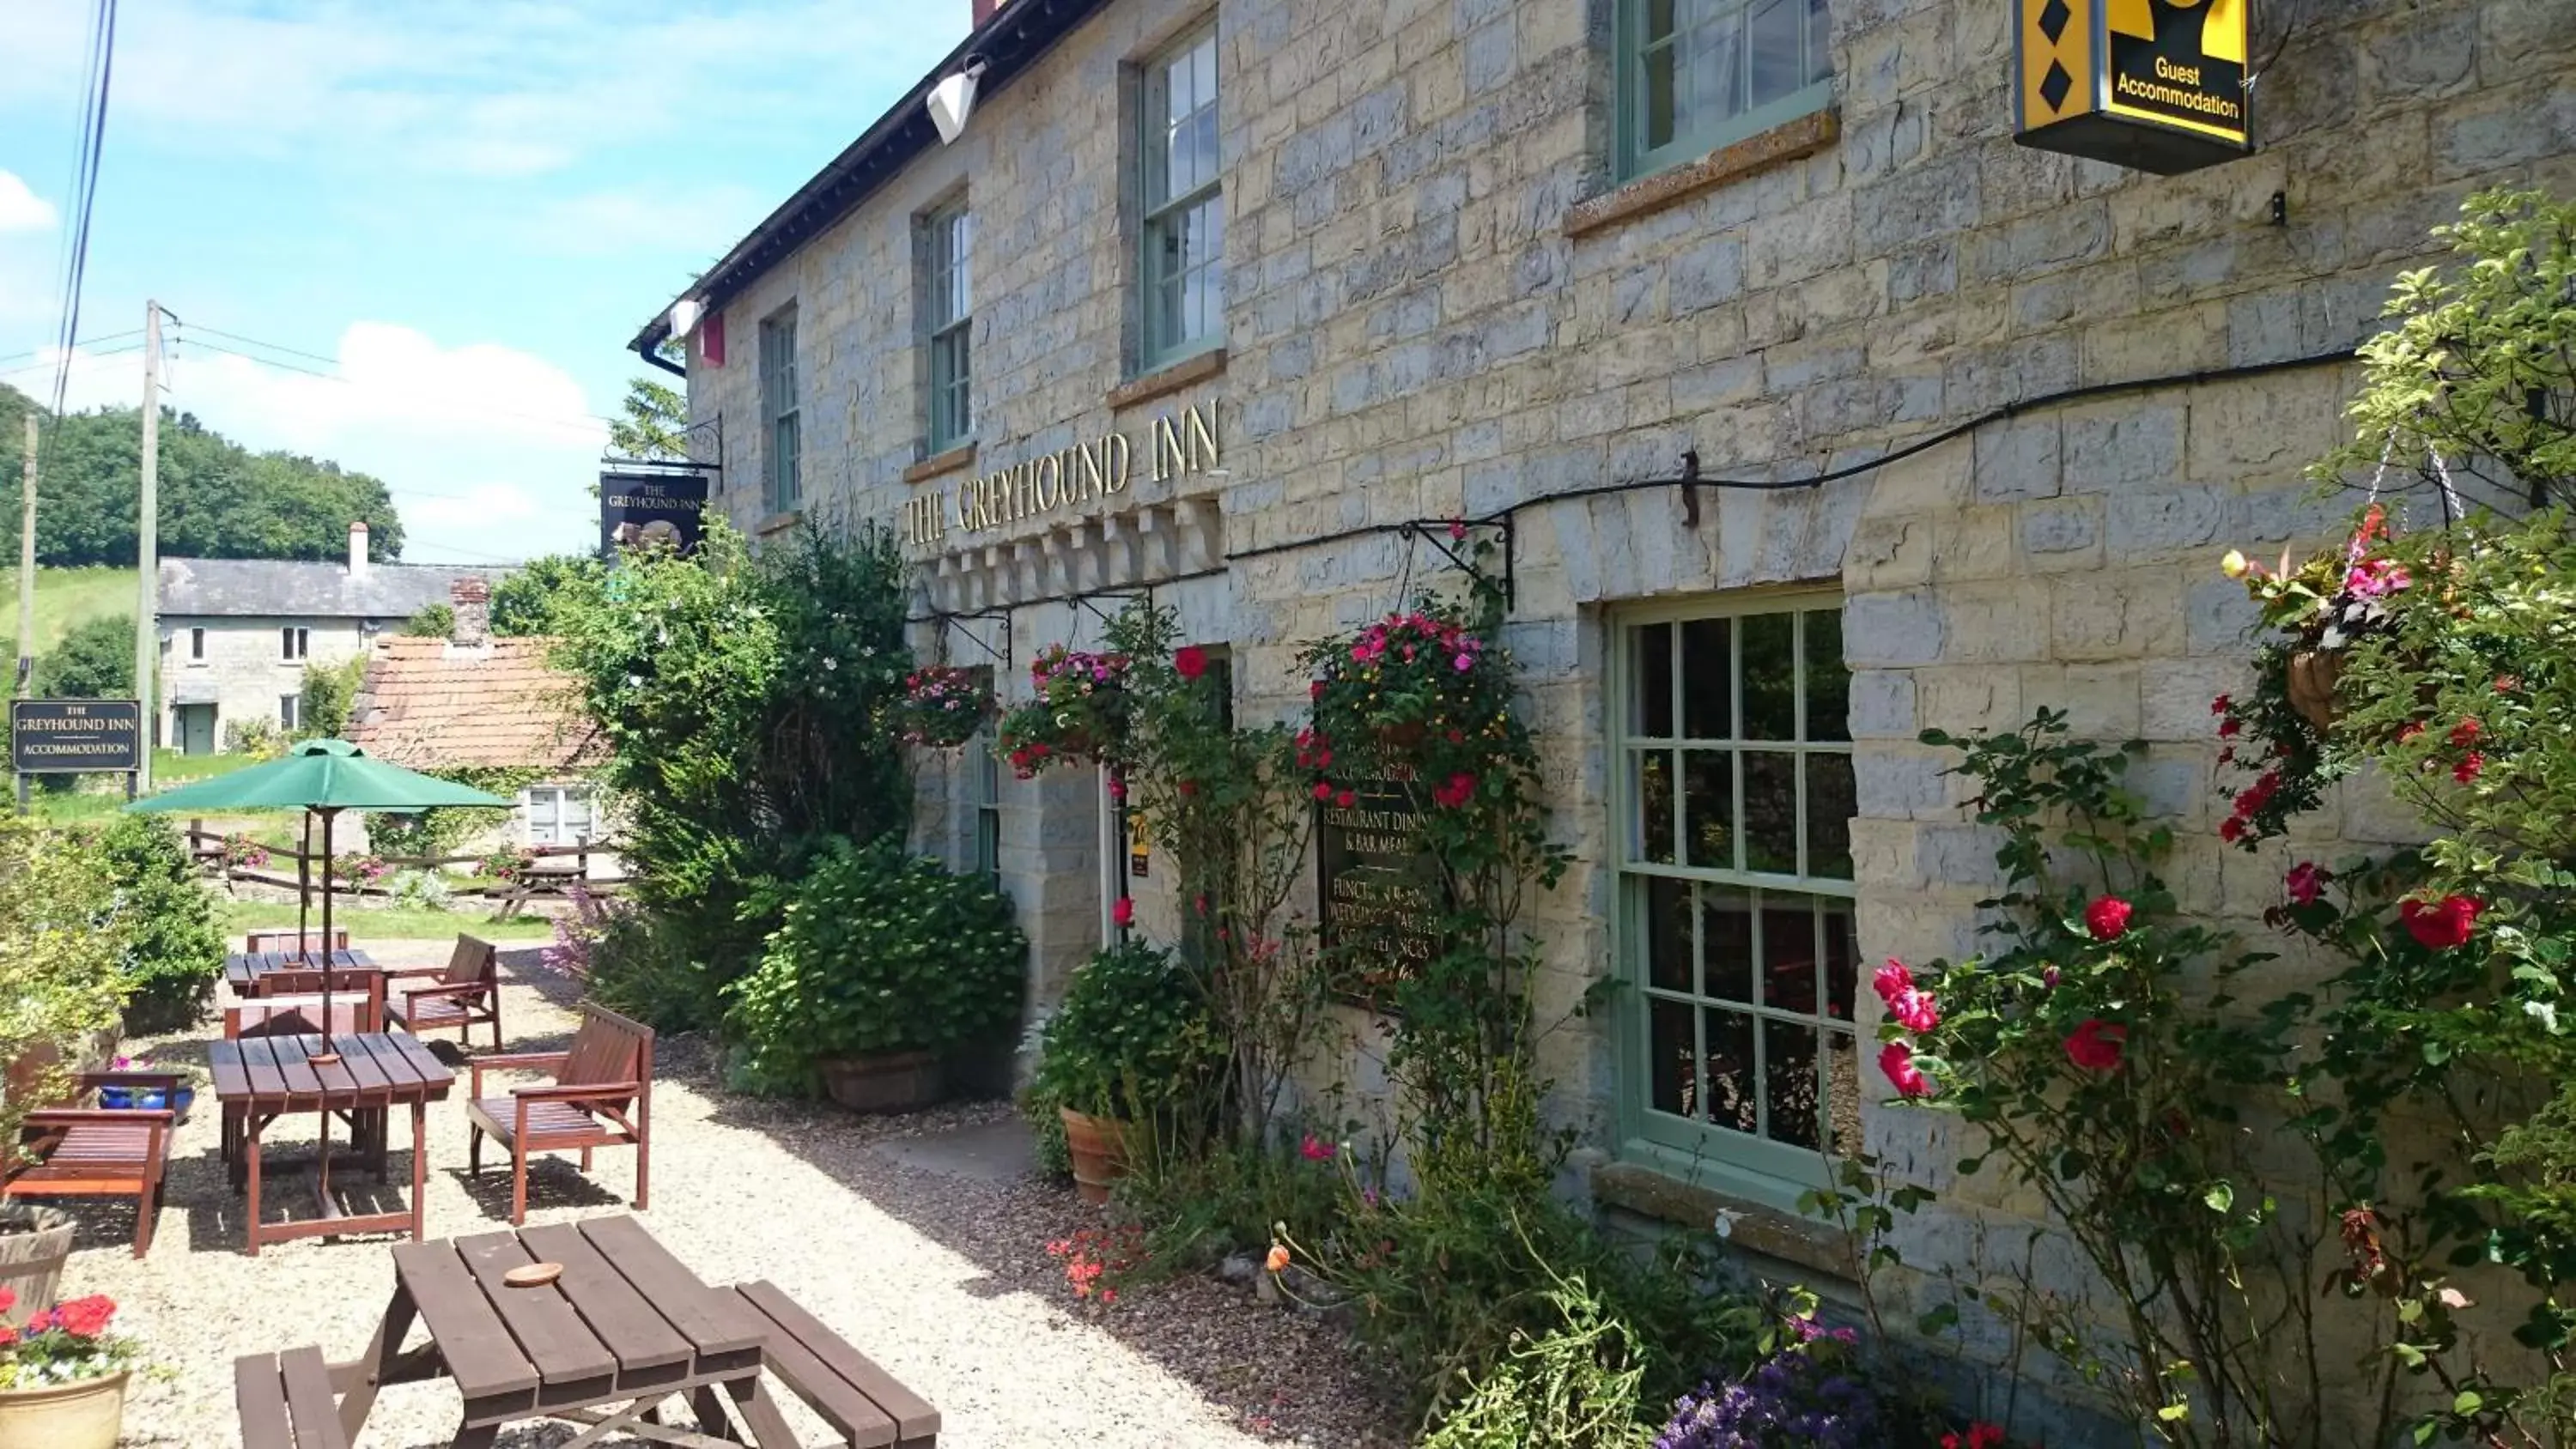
[2400,894,2481,950]
[2083,896,2134,942]
[2064,1019,2128,1072]
[2454,753,2485,784]
[1173,645,1209,681]
[52,1294,113,1339]
[2448,717,2482,748]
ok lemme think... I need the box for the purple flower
[1654,1342,1882,1449]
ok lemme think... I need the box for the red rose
[2083,896,2133,942]
[2400,895,2481,951]
[2064,1019,2128,1072]
[1879,1041,1934,1098]
[1310,680,1326,700]
[1336,790,1356,809]
[1313,781,1334,801]
[1174,645,1209,681]
[1111,897,1134,928]
[2286,862,2326,906]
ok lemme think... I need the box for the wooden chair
[1,1070,184,1257]
[465,1002,652,1226]
[244,929,350,955]
[385,935,501,1051]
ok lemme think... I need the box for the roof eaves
[627,0,1107,359]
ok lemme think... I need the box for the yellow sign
[2016,0,2251,174]
[899,400,1224,551]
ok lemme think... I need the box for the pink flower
[1879,1041,1933,1098]
[1871,959,1914,1003]
[2400,895,2481,951]
[1299,1134,1335,1161]
[2083,896,2134,942]
[1111,897,1134,928]
[2344,558,2412,597]
[2454,753,2484,784]
[1873,962,1940,1033]
[1174,645,1209,681]
[2286,862,2326,906]
[1449,519,1468,542]
[1453,653,1473,671]
[2063,1019,2128,1073]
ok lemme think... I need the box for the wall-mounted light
[928,58,990,145]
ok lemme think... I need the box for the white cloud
[0,173,55,234]
[39,322,608,562]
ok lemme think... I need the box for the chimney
[449,576,490,648]
[347,520,370,578]
[972,0,1003,27]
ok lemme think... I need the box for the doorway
[174,704,216,756]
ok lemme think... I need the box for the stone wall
[680,0,2576,1419]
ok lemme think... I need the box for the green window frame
[1616,0,1834,182]
[1612,594,1861,1209]
[758,306,800,513]
[1139,24,1224,372]
[926,203,973,453]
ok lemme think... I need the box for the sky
[0,0,970,565]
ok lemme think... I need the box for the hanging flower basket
[891,665,997,749]
[998,646,1130,777]
[1300,605,1504,794]
[2284,648,2344,731]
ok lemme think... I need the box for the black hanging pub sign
[2015,0,2252,175]
[598,465,714,558]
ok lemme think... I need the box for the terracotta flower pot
[817,1052,947,1114]
[0,1369,127,1449]
[2286,648,2343,731]
[1059,1106,1132,1205]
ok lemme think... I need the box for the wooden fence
[181,826,629,912]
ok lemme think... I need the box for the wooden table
[208,1032,453,1256]
[224,948,379,997]
[332,1215,807,1448]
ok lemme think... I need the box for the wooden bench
[234,1345,350,1449]
[726,1279,939,1447]
[2,1070,185,1257]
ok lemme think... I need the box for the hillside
[0,564,138,661]
[0,382,407,566]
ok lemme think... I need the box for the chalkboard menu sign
[1315,751,1443,1004]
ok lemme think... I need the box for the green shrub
[401,603,455,637]
[88,815,222,1031]
[584,906,719,1034]
[0,816,131,1141]
[723,837,1026,1095]
[1420,1270,1653,1449]
[1030,941,1224,1121]
[298,656,368,738]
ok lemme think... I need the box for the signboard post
[2015,0,2251,175]
[9,699,145,813]
[598,466,713,558]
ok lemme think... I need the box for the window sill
[1564,108,1841,239]
[1593,1161,1856,1282]
[1109,348,1227,411]
[904,444,978,484]
[756,509,802,537]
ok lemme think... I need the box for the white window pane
[1747,0,1807,107]
[1191,36,1217,112]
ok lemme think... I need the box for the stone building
[157,522,507,754]
[630,0,2576,1416]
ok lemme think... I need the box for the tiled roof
[344,637,605,772]
[159,558,513,620]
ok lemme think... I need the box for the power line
[0,329,142,369]
[40,0,119,475]
[0,342,144,381]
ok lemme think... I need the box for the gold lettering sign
[899,402,1220,551]
[2015,0,2250,175]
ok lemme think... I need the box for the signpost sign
[598,468,712,558]
[1315,750,1444,1008]
[10,698,144,809]
[2015,0,2251,175]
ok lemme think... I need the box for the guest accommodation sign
[599,468,711,557]
[2014,0,2251,175]
[900,400,1223,550]
[10,699,143,774]
[1315,751,1443,1004]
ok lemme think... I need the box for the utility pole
[133,300,161,795]
[15,413,33,698]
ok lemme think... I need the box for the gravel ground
[71,942,1403,1448]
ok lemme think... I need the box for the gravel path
[73,942,1401,1448]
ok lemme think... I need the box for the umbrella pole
[313,809,341,1069]
[297,812,313,962]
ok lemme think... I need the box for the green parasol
[131,739,512,1057]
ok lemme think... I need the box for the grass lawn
[19,749,259,827]
[218,898,559,943]
[0,564,138,658]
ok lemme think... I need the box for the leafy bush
[1030,942,1224,1121]
[584,906,718,1034]
[384,868,452,911]
[0,816,131,1143]
[298,656,368,738]
[88,815,222,1031]
[490,554,605,637]
[365,767,542,860]
[1422,1270,1653,1449]
[33,612,132,699]
[401,603,455,637]
[723,837,1026,1094]
[222,716,285,759]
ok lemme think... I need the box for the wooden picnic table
[208,1032,453,1256]
[224,949,380,997]
[331,1215,811,1448]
